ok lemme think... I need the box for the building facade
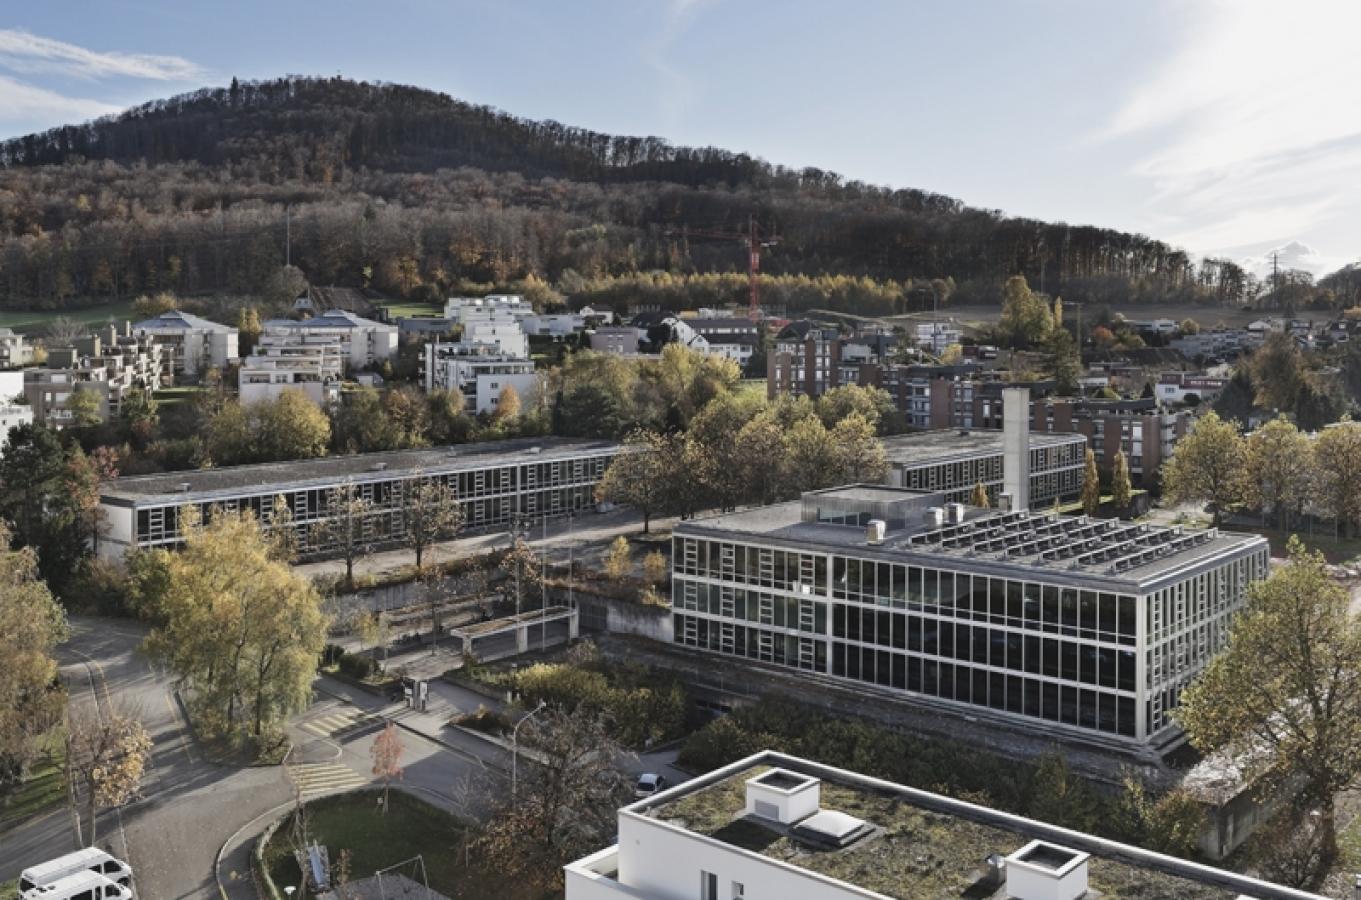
[883,431,1087,507]
[238,334,344,405]
[0,328,32,368]
[24,328,162,426]
[97,437,621,562]
[424,342,541,413]
[671,486,1267,748]
[132,310,238,379]
[260,309,398,369]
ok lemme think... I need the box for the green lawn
[0,731,67,831]
[375,300,442,319]
[0,301,139,334]
[262,790,539,899]
[152,386,206,408]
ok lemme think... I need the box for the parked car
[635,773,667,798]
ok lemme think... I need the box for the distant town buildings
[0,369,33,446]
[260,309,398,369]
[238,333,343,405]
[132,310,238,380]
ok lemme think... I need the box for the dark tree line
[0,76,1269,311]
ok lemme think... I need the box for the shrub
[320,644,346,668]
[337,651,376,680]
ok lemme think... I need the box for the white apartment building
[443,294,533,326]
[0,370,33,450]
[565,751,1320,900]
[0,328,32,368]
[260,310,398,370]
[522,313,585,337]
[916,320,962,355]
[238,334,343,405]
[132,310,238,379]
[424,342,540,414]
[462,321,529,359]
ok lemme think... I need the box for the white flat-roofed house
[0,369,32,451]
[261,309,398,370]
[565,751,1320,900]
[916,321,962,355]
[444,294,533,325]
[522,313,586,338]
[132,309,238,379]
[0,328,32,368]
[238,333,343,405]
[424,342,540,414]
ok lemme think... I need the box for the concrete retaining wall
[571,589,673,642]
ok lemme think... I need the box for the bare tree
[369,722,405,813]
[313,478,375,589]
[400,470,463,570]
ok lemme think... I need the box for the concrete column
[569,612,579,640]
[1003,387,1031,512]
[516,624,528,654]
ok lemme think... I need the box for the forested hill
[0,75,1264,313]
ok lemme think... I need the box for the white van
[18,849,133,896]
[19,870,131,900]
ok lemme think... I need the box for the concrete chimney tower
[1003,387,1031,512]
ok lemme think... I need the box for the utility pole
[285,205,292,269]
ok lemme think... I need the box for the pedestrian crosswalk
[287,762,368,797]
[300,707,382,739]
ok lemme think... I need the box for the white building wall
[475,372,541,414]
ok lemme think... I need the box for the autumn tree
[1247,331,1304,413]
[734,414,786,506]
[1080,448,1101,516]
[492,384,522,423]
[1041,326,1080,395]
[251,389,331,461]
[66,386,103,428]
[473,708,631,892]
[66,708,152,845]
[1178,539,1361,882]
[369,721,404,813]
[782,415,839,493]
[1312,419,1361,536]
[131,291,178,320]
[603,536,631,583]
[594,430,666,533]
[141,512,329,745]
[1161,411,1244,525]
[1240,416,1312,529]
[1110,450,1132,510]
[642,550,667,588]
[969,481,990,509]
[399,472,462,570]
[236,305,263,356]
[0,531,67,784]
[832,413,888,483]
[499,537,543,614]
[998,276,1052,348]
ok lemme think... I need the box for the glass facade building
[884,431,1087,506]
[98,437,621,562]
[672,488,1268,746]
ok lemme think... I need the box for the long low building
[97,437,621,561]
[882,429,1087,507]
[671,485,1267,749]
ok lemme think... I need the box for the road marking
[300,709,381,739]
[287,763,368,796]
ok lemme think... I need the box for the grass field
[0,302,139,334]
[375,299,442,319]
[0,730,67,832]
[262,790,540,899]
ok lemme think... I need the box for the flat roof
[100,437,619,505]
[677,497,1265,590]
[630,752,1318,900]
[882,430,1085,468]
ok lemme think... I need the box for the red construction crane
[667,215,780,321]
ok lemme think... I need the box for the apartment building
[566,751,1318,900]
[766,322,845,400]
[260,309,398,369]
[915,320,962,354]
[0,328,33,368]
[132,310,238,379]
[1156,372,1228,405]
[521,313,585,337]
[238,333,344,405]
[24,328,162,426]
[0,370,33,447]
[424,342,541,413]
[97,437,621,562]
[589,327,641,355]
[443,294,533,326]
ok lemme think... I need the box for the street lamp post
[511,700,547,803]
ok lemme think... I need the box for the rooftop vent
[946,502,966,524]
[371,462,388,472]
[177,482,192,492]
[1004,840,1089,900]
[744,769,820,825]
[865,519,886,545]
[998,492,1013,513]
[924,507,945,527]
[527,446,542,455]
[789,808,873,850]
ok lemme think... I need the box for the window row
[674,583,825,633]
[831,644,1138,737]
[831,609,1137,691]
[675,615,825,672]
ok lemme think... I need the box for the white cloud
[0,74,120,124]
[0,29,202,81]
[1101,0,1361,267]
[641,0,721,134]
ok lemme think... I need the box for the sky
[1,0,1358,278]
